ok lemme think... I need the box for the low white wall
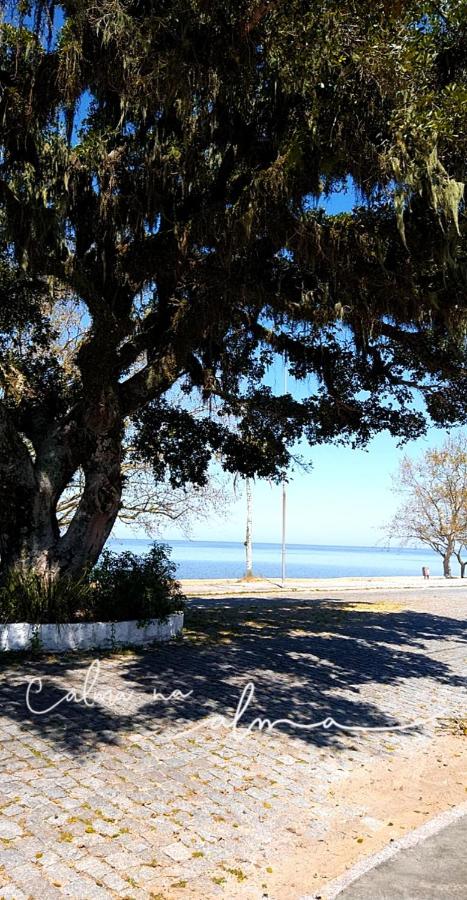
[0,612,184,652]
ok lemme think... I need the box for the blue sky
[115,419,465,547]
[114,183,466,548]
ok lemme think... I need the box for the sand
[264,733,466,900]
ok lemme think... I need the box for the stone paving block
[39,848,66,868]
[0,848,28,869]
[44,861,77,885]
[54,844,86,862]
[0,821,22,839]
[0,885,29,900]
[61,877,110,899]
[163,841,195,862]
[5,862,49,891]
[116,835,152,855]
[105,849,138,870]
[101,869,129,892]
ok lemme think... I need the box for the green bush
[91,543,185,623]
[0,569,94,624]
[0,543,185,625]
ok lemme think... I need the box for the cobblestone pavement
[0,589,465,899]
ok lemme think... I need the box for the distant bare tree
[58,452,230,538]
[386,435,467,577]
[453,545,467,579]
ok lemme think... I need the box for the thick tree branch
[119,349,185,415]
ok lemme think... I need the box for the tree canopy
[0,0,466,580]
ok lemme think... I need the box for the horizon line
[110,536,427,552]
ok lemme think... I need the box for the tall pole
[281,355,287,587]
[281,479,286,586]
[245,477,253,579]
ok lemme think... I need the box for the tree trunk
[0,405,44,578]
[1,447,122,584]
[55,429,123,578]
[455,553,467,578]
[244,478,254,579]
[453,548,466,578]
[443,550,453,578]
[0,393,123,584]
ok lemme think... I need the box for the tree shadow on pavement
[0,597,465,757]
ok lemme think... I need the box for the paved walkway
[0,588,465,899]
[181,575,467,596]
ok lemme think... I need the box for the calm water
[107,538,443,580]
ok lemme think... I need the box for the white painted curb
[0,612,184,652]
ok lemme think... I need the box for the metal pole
[245,478,253,579]
[281,355,288,587]
[281,479,286,586]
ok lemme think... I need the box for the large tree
[0,0,466,583]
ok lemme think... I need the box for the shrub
[0,543,184,625]
[0,570,94,624]
[91,542,185,623]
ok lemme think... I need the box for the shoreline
[180,574,467,597]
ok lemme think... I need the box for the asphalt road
[336,814,467,899]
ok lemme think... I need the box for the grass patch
[27,746,54,765]
[93,808,116,823]
[223,866,247,882]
